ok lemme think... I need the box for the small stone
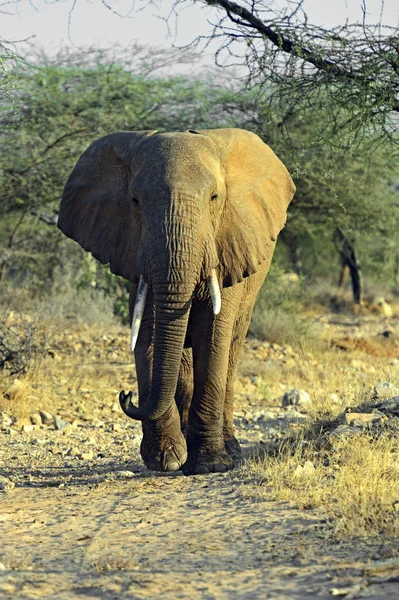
[329,393,341,405]
[373,382,399,400]
[377,396,399,413]
[114,470,136,479]
[31,437,45,446]
[370,297,392,317]
[111,423,123,432]
[39,411,54,425]
[0,414,13,429]
[263,411,277,420]
[30,412,42,425]
[329,425,360,439]
[293,461,315,478]
[21,424,34,433]
[330,585,363,597]
[265,426,278,436]
[0,476,15,492]
[111,402,120,412]
[282,389,312,408]
[80,451,94,461]
[14,417,30,430]
[54,415,68,430]
[344,412,385,427]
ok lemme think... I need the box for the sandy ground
[1,465,398,599]
[1,312,399,599]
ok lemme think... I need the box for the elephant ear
[58,131,157,283]
[201,128,296,287]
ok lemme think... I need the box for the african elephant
[58,128,295,475]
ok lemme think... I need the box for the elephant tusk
[208,269,221,315]
[130,276,148,351]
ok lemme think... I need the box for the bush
[249,307,310,345]
[0,310,50,376]
[249,264,311,345]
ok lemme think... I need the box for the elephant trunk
[120,280,194,421]
[119,194,220,422]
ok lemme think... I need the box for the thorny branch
[160,0,399,145]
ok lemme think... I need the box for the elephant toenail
[165,461,180,471]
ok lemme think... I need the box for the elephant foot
[140,404,187,472]
[224,436,242,464]
[182,446,234,476]
[141,432,187,472]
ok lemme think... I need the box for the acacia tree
[22,0,399,141]
[149,0,399,149]
[239,89,397,302]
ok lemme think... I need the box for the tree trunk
[280,229,303,275]
[0,211,27,284]
[394,253,399,286]
[333,227,363,305]
[337,264,349,289]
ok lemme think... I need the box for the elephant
[58,128,295,475]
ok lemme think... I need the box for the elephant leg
[182,284,243,475]
[175,348,193,437]
[131,287,187,472]
[224,302,257,462]
[224,266,268,461]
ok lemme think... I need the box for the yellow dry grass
[244,346,399,540]
[0,303,133,422]
[246,433,399,539]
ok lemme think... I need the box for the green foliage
[0,45,253,310]
[1,49,248,217]
[249,263,310,345]
[75,256,130,323]
[254,99,399,282]
[1,44,397,319]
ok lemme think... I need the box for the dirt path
[1,319,399,599]
[1,458,398,599]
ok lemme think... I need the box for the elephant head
[58,128,295,422]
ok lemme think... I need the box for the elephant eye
[132,196,139,206]
[210,193,218,201]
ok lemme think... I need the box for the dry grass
[249,307,313,346]
[2,289,399,543]
[0,293,131,421]
[244,345,399,540]
[246,432,399,539]
[92,554,139,573]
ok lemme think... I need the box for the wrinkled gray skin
[58,128,295,475]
